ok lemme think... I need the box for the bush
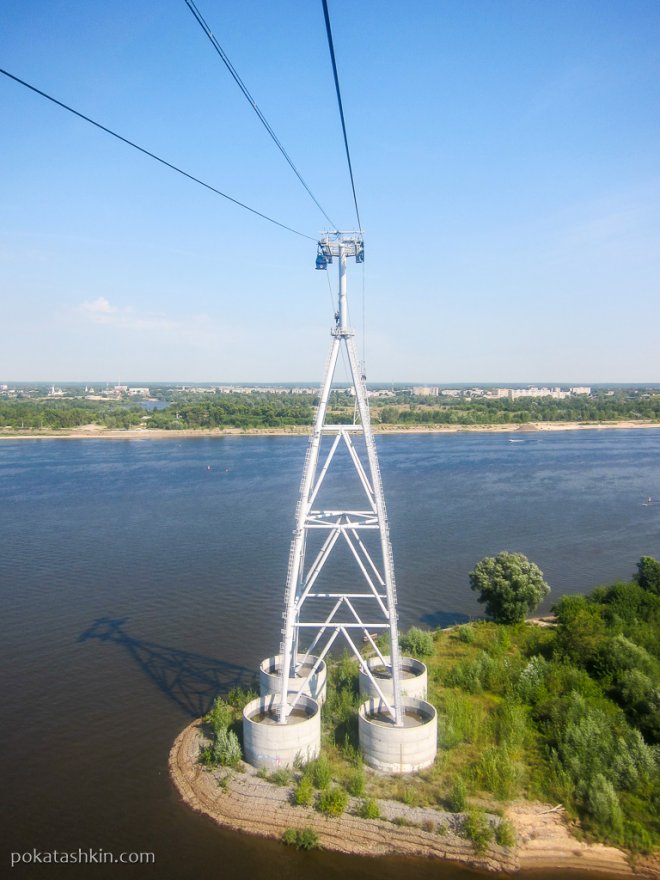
[226,685,258,710]
[476,746,521,800]
[457,624,476,644]
[494,818,516,847]
[358,798,380,819]
[204,697,234,734]
[317,786,349,817]
[294,776,314,806]
[586,774,624,840]
[346,767,365,796]
[400,626,434,657]
[282,827,319,850]
[213,727,242,768]
[306,755,332,790]
[635,556,660,595]
[269,768,291,786]
[463,809,494,853]
[400,786,420,807]
[469,552,550,624]
[447,777,468,812]
[441,693,481,746]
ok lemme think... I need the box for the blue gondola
[315,252,328,270]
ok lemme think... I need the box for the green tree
[635,556,660,595]
[469,552,550,624]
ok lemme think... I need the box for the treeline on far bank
[1,389,660,431]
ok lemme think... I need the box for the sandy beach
[1,420,660,441]
[169,721,658,877]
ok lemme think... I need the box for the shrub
[463,809,494,853]
[494,818,516,847]
[400,626,434,657]
[204,697,234,734]
[269,768,291,786]
[586,774,624,840]
[623,820,653,854]
[317,786,348,817]
[294,776,314,806]
[457,624,476,644]
[422,819,436,833]
[494,700,528,750]
[346,767,365,796]
[400,786,420,807]
[635,556,660,595]
[213,727,242,768]
[282,827,319,850]
[441,693,481,746]
[306,755,332,790]
[447,777,468,812]
[476,746,521,800]
[469,552,550,624]
[226,685,258,710]
[358,798,380,819]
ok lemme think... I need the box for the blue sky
[2,0,659,383]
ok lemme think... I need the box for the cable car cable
[184,0,338,231]
[320,0,362,232]
[0,67,316,241]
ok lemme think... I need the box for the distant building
[569,386,591,395]
[412,386,439,397]
[126,387,150,396]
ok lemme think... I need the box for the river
[1,430,658,878]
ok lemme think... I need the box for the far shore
[2,420,660,441]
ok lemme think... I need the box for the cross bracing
[277,232,404,726]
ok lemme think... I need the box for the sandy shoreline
[2,420,660,441]
[169,720,658,877]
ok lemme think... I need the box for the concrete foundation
[242,694,320,770]
[359,655,427,700]
[259,653,327,704]
[358,696,437,773]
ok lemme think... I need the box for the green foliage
[305,755,332,790]
[358,798,381,819]
[475,746,521,800]
[469,552,550,624]
[204,697,234,734]
[400,626,434,657]
[345,767,365,796]
[400,786,420,807]
[463,809,494,853]
[317,786,348,817]
[226,685,258,710]
[586,774,624,840]
[447,777,468,812]
[269,768,292,786]
[282,827,319,850]
[636,556,660,595]
[441,693,481,746]
[494,818,516,847]
[457,624,476,644]
[293,776,314,806]
[212,728,242,768]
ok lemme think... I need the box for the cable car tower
[277,231,404,726]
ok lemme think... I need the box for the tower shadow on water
[78,617,254,717]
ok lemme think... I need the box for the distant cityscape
[0,382,598,401]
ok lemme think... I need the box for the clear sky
[2,0,659,384]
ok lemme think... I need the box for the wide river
[2,430,659,879]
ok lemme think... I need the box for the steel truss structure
[277,232,404,725]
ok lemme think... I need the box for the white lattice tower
[277,232,404,725]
